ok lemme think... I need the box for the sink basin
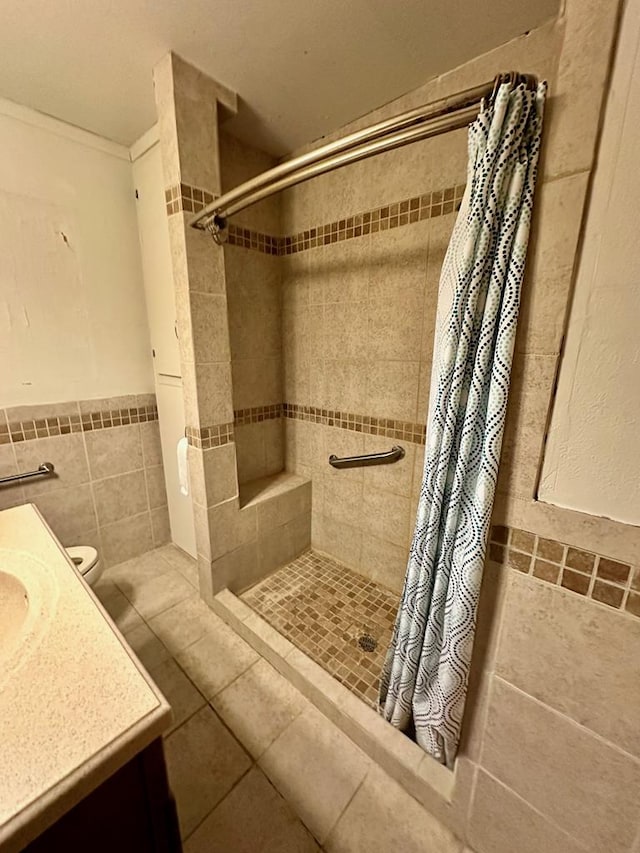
[0,572,29,660]
[0,549,59,688]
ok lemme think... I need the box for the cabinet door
[133,145,181,378]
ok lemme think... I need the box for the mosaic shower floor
[241,550,399,707]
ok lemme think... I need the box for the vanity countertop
[0,504,172,852]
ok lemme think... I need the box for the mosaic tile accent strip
[489,525,640,620]
[1,402,158,445]
[279,183,465,256]
[234,404,283,425]
[226,224,281,256]
[185,422,235,450]
[181,179,465,256]
[283,402,427,445]
[165,183,216,216]
[242,549,398,708]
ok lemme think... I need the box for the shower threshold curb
[210,587,461,824]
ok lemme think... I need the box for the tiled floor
[95,545,463,853]
[241,550,398,707]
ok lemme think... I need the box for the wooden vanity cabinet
[24,739,181,852]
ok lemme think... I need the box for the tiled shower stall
[150,6,640,847]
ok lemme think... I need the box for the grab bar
[0,461,55,485]
[328,446,405,469]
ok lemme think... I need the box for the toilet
[66,545,103,587]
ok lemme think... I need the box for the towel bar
[328,446,405,469]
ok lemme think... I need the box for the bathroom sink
[0,571,29,660]
[0,549,59,687]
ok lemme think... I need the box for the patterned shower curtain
[379,80,546,767]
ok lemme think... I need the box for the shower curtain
[379,80,546,767]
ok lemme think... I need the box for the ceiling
[0,0,559,156]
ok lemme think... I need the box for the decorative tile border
[279,183,465,256]
[283,402,427,445]
[1,401,158,445]
[234,404,283,426]
[489,525,640,620]
[186,422,234,450]
[168,180,465,257]
[165,183,216,216]
[226,224,280,256]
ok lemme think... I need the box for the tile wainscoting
[0,394,169,565]
[489,524,640,621]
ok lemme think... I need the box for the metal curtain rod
[190,71,537,234]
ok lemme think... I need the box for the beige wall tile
[312,514,362,571]
[189,292,231,364]
[188,443,238,509]
[100,511,153,566]
[322,359,368,413]
[368,294,424,361]
[468,770,587,853]
[185,223,227,295]
[16,433,90,497]
[259,706,370,844]
[208,499,257,562]
[360,536,408,594]
[33,483,98,543]
[323,302,368,361]
[255,480,311,532]
[85,424,143,480]
[0,444,24,510]
[151,505,171,546]
[367,360,420,421]
[322,241,370,304]
[496,573,640,758]
[140,421,164,468]
[194,361,233,425]
[145,464,168,509]
[367,226,429,303]
[210,540,260,594]
[231,357,282,409]
[481,677,640,853]
[322,477,363,530]
[93,469,148,527]
[361,488,411,548]
[362,437,416,497]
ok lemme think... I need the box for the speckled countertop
[0,504,171,852]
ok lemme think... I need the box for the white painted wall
[539,0,640,525]
[0,99,153,407]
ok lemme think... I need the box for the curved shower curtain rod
[189,71,538,240]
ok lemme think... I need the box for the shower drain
[358,633,377,653]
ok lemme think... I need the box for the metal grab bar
[328,446,405,469]
[0,462,55,485]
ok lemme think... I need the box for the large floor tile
[212,659,308,758]
[120,569,195,620]
[147,596,221,654]
[104,546,173,588]
[158,543,199,588]
[184,767,320,853]
[175,620,259,699]
[325,765,462,853]
[480,677,640,853]
[123,623,170,670]
[259,706,370,843]
[147,658,206,735]
[92,578,144,633]
[164,705,251,839]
